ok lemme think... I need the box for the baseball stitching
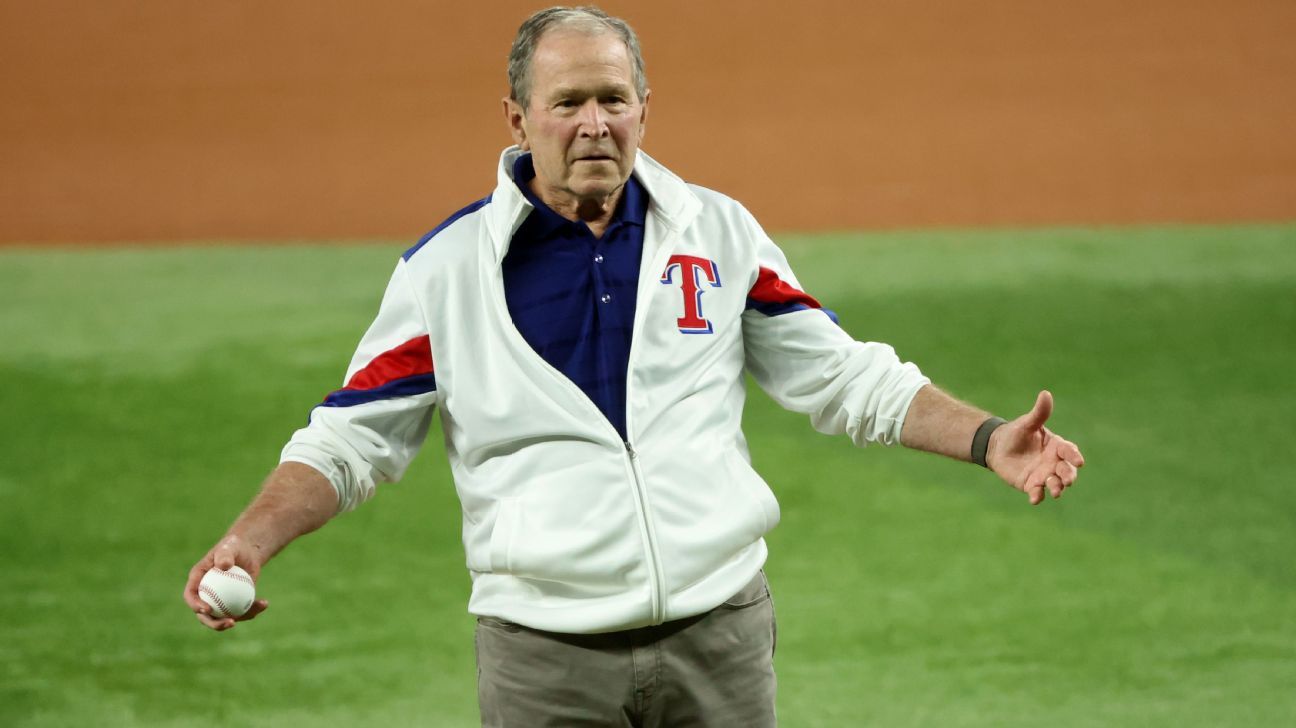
[214,568,254,586]
[199,584,231,618]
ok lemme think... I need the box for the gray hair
[507,6,648,110]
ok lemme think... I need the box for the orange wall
[2,0,1294,243]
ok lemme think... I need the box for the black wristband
[971,417,1007,468]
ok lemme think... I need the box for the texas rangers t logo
[660,255,722,334]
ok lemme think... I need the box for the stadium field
[1,223,1293,726]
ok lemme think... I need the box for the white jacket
[282,147,929,633]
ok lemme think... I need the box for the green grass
[1,224,1294,726]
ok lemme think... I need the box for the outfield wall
[2,0,1294,243]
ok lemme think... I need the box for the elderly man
[184,6,1084,726]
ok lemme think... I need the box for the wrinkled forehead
[533,26,635,65]
[529,30,637,100]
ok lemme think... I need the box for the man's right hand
[183,534,270,631]
[180,462,340,631]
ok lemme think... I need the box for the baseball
[198,565,256,618]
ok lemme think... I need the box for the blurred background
[2,0,1293,244]
[2,2,1294,726]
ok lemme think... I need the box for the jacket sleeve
[739,212,930,447]
[279,259,438,512]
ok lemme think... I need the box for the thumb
[1019,390,1053,431]
[212,537,239,571]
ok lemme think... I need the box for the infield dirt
[2,0,1294,243]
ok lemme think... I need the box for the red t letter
[661,255,722,334]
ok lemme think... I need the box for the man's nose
[577,99,609,138]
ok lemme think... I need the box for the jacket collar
[484,145,702,263]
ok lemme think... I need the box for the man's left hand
[987,391,1086,505]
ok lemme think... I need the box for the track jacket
[281,146,930,633]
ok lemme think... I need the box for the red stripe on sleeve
[748,267,822,308]
[343,335,434,391]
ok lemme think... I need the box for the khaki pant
[475,571,778,727]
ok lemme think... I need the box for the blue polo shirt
[502,154,649,442]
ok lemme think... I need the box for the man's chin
[570,178,625,201]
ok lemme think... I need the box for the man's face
[505,29,649,211]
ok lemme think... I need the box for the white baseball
[198,565,256,618]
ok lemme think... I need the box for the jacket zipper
[621,219,679,626]
[490,259,669,625]
[624,441,665,624]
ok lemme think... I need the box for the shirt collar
[511,153,648,239]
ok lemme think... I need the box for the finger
[185,587,209,614]
[212,540,238,571]
[1055,460,1078,487]
[1027,482,1045,505]
[195,611,236,631]
[1019,390,1054,431]
[238,599,270,622]
[1059,440,1086,468]
[1045,475,1063,499]
[1019,466,1045,505]
[1026,455,1058,503]
[184,560,215,612]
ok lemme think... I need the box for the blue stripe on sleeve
[745,299,840,323]
[319,373,438,408]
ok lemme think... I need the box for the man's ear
[503,97,529,150]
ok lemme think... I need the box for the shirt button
[600,293,613,304]
[594,254,604,264]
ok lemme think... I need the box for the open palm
[988,390,1086,505]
